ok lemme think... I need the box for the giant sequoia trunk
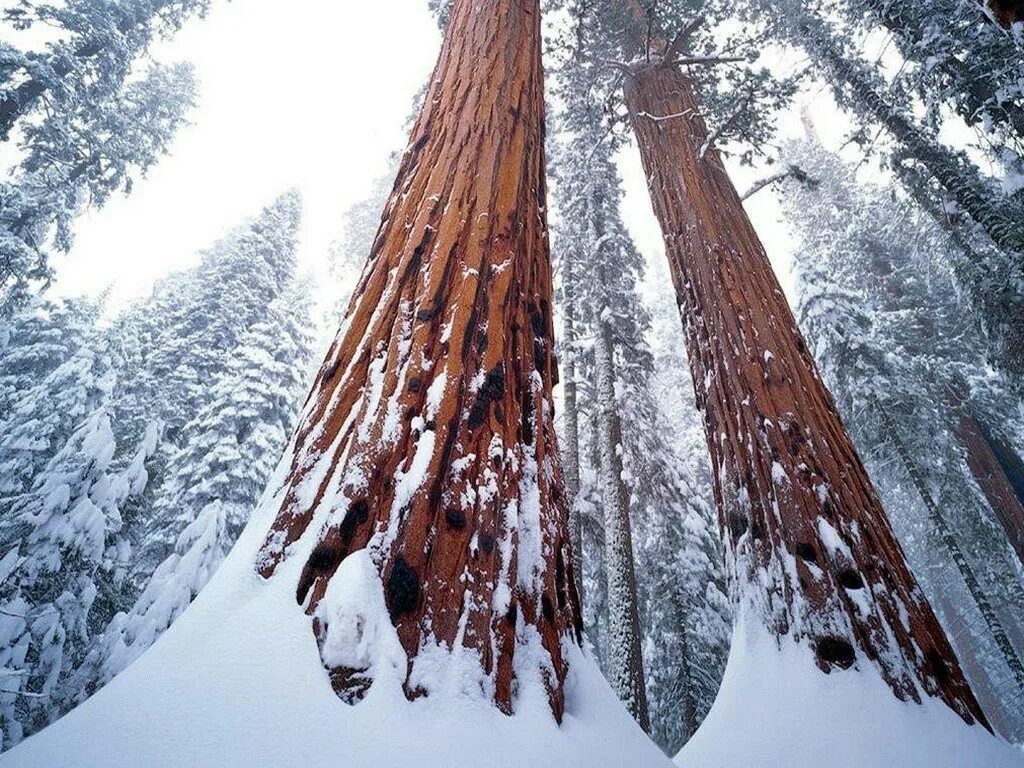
[622,57,989,727]
[254,0,581,719]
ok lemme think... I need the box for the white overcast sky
[50,1,851,318]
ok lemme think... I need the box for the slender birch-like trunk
[561,247,585,604]
[594,315,651,731]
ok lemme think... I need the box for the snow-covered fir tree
[82,277,315,686]
[111,191,304,586]
[0,0,209,313]
[737,0,1024,263]
[0,313,149,750]
[835,0,1024,183]
[0,191,316,752]
[0,297,102,425]
[0,296,106,498]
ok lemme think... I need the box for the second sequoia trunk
[254,0,581,719]
[623,58,988,727]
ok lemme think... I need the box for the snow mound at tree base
[0,497,671,768]
[676,616,1024,768]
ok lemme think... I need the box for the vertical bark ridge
[254,0,581,719]
[623,58,989,728]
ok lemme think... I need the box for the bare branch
[663,14,705,62]
[671,55,747,67]
[740,164,817,201]
[604,59,632,74]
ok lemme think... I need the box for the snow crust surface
[0,481,671,768]
[675,615,1024,768]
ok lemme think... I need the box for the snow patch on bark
[314,550,405,692]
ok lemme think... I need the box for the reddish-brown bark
[255,0,581,718]
[622,55,988,727]
[989,0,1022,27]
[956,414,1024,567]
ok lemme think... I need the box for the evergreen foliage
[0,0,207,313]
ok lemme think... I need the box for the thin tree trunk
[594,316,651,731]
[876,402,1024,706]
[931,583,1023,742]
[956,414,1024,567]
[561,248,585,605]
[673,588,697,740]
[254,0,581,719]
[622,55,989,727]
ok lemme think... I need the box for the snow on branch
[670,55,747,67]
[635,108,696,123]
[699,93,754,161]
[741,164,818,201]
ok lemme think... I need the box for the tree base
[0,494,667,768]
[676,614,1023,767]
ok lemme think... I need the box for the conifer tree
[0,297,105,498]
[836,0,1024,168]
[115,191,304,583]
[87,278,316,685]
[254,0,582,718]
[0,298,100,421]
[737,1,1024,263]
[612,1,989,727]
[0,0,208,139]
[0,323,147,750]
[0,59,197,314]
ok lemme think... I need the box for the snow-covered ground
[4,459,1021,768]
[677,615,1024,768]
[0,474,671,768]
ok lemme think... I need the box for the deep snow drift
[0,475,670,768]
[676,614,1024,768]
[3,468,1021,768]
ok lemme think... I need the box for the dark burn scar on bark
[816,637,856,669]
[387,556,420,619]
[468,363,506,429]
[296,541,344,604]
[339,499,370,545]
[445,507,467,530]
